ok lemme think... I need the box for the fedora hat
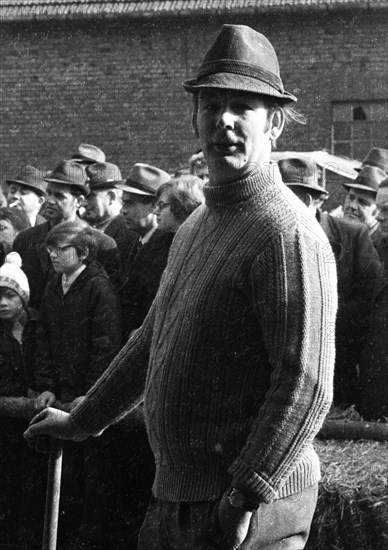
[71,143,106,165]
[356,147,388,173]
[115,163,171,196]
[278,158,328,196]
[343,165,386,195]
[86,162,122,191]
[6,165,47,196]
[45,160,90,195]
[183,24,296,103]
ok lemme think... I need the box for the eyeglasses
[45,244,75,256]
[155,201,171,210]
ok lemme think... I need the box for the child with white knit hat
[0,252,52,546]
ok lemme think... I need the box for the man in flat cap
[13,160,121,308]
[26,25,337,550]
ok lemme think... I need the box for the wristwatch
[227,487,258,512]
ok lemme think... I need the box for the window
[332,100,388,160]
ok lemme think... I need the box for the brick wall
[1,8,386,203]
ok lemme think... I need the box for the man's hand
[34,391,56,409]
[218,492,252,549]
[24,407,89,452]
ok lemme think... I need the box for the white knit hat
[0,252,30,305]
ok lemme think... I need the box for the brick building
[1,0,387,207]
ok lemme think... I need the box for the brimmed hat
[45,160,90,195]
[183,24,296,103]
[278,158,328,196]
[71,143,106,165]
[343,165,387,195]
[115,163,171,196]
[356,147,388,173]
[6,165,47,196]
[86,162,122,191]
[0,252,29,305]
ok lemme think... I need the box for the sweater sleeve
[228,227,337,503]
[70,302,155,435]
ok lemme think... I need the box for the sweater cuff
[228,458,278,505]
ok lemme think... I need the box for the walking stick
[42,438,63,550]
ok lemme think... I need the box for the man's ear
[79,245,89,263]
[269,108,285,143]
[38,195,46,206]
[107,190,116,203]
[76,195,86,208]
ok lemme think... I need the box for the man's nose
[216,103,236,130]
[348,197,359,210]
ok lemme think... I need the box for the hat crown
[278,158,317,185]
[71,143,105,164]
[125,163,171,195]
[0,252,29,305]
[361,147,388,173]
[200,25,281,88]
[86,162,122,188]
[183,24,295,102]
[278,158,328,195]
[6,165,47,193]
[353,165,387,192]
[46,160,88,189]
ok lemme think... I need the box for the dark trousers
[138,484,318,550]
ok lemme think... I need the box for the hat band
[197,60,284,93]
[125,179,156,195]
[285,177,318,186]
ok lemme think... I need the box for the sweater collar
[204,163,282,208]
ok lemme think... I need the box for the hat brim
[183,73,297,103]
[286,182,329,195]
[5,179,46,196]
[44,177,90,196]
[342,183,377,195]
[113,182,156,196]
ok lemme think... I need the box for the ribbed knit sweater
[71,166,337,505]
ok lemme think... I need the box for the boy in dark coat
[35,220,123,549]
[0,252,49,548]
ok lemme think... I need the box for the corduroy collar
[204,163,281,208]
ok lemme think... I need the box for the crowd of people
[0,22,387,550]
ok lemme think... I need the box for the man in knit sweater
[25,25,337,550]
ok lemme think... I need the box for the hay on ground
[306,439,388,550]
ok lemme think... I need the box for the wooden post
[42,438,63,550]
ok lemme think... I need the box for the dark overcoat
[36,262,122,402]
[318,212,381,404]
[119,230,175,339]
[358,267,388,420]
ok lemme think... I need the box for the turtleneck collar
[204,163,282,208]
